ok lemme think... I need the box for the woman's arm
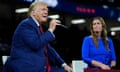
[108,37,116,67]
[82,37,92,64]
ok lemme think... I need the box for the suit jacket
[2,17,65,72]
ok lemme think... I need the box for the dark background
[0,0,120,71]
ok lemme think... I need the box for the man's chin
[41,19,47,22]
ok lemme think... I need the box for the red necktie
[39,25,51,72]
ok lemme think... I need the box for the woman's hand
[92,60,110,70]
[110,61,116,67]
[100,64,110,70]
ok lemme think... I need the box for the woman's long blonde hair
[90,17,109,50]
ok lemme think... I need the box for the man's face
[33,4,48,23]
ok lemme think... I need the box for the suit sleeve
[17,22,55,50]
[47,44,65,66]
[82,37,92,64]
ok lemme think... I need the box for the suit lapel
[28,17,42,35]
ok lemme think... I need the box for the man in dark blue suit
[2,2,72,72]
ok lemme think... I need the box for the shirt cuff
[62,63,67,67]
[48,29,55,38]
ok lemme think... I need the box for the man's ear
[31,10,36,16]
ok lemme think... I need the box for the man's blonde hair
[27,2,48,16]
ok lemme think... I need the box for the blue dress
[82,36,116,69]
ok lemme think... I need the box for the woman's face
[92,19,103,33]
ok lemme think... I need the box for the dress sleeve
[82,37,93,64]
[108,37,116,61]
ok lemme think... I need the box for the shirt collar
[31,16,40,27]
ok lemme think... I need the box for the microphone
[47,18,68,29]
[56,24,68,28]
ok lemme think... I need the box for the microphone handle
[57,24,68,28]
